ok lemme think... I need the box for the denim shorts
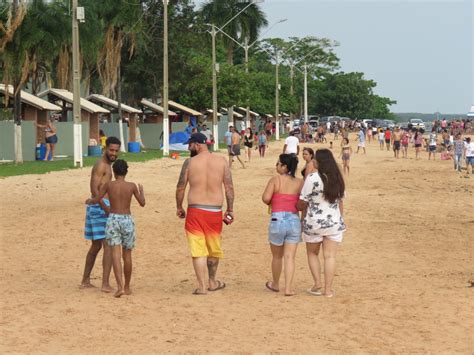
[268,212,301,246]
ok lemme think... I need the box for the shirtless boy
[81,136,121,292]
[86,159,145,297]
[230,128,245,169]
[176,133,235,295]
[391,126,403,158]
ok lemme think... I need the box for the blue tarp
[161,131,189,151]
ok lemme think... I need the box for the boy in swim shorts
[86,159,145,297]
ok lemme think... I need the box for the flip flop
[208,280,226,292]
[324,291,336,298]
[192,289,207,295]
[265,281,279,293]
[307,288,323,296]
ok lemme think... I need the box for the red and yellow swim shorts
[185,207,223,258]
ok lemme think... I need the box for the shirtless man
[176,133,235,295]
[80,136,121,292]
[229,127,245,169]
[391,126,403,158]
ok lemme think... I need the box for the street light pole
[275,48,280,141]
[211,24,219,151]
[244,37,250,130]
[163,0,169,156]
[72,0,83,167]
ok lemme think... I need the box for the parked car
[384,120,396,129]
[308,119,319,129]
[408,118,425,130]
[362,119,374,128]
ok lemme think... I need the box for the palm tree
[200,0,268,65]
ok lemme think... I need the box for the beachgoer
[262,154,303,296]
[356,127,366,154]
[243,128,254,162]
[428,128,438,160]
[453,133,464,172]
[414,129,424,160]
[86,159,146,297]
[175,133,235,295]
[224,126,233,164]
[99,130,107,150]
[80,136,121,292]
[258,130,268,157]
[401,129,410,159]
[230,127,245,169]
[339,137,352,174]
[378,128,384,150]
[384,128,391,151]
[464,137,474,175]
[301,147,316,178]
[283,131,300,155]
[297,149,346,298]
[391,126,403,158]
[36,119,58,161]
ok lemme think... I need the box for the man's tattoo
[223,166,234,210]
[207,259,219,279]
[177,159,190,188]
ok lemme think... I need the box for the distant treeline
[394,113,467,122]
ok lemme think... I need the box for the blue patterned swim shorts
[105,213,136,250]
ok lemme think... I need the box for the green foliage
[0,0,396,120]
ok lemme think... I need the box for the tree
[200,0,267,64]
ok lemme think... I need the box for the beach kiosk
[87,94,141,142]
[38,88,110,145]
[140,99,177,123]
[0,84,62,161]
[0,84,61,144]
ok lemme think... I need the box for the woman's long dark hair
[315,149,345,203]
[279,153,298,177]
[303,147,314,160]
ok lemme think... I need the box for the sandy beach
[0,134,472,353]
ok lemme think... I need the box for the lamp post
[208,0,264,151]
[163,0,170,156]
[242,18,287,129]
[304,64,308,123]
[275,49,280,140]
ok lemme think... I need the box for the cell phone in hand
[223,212,233,225]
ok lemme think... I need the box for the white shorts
[303,232,344,244]
[358,142,366,148]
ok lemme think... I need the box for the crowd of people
[78,115,472,299]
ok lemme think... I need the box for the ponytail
[279,153,298,177]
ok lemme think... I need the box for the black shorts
[415,143,422,148]
[393,141,401,150]
[46,135,58,144]
[385,139,390,144]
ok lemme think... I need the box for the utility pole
[211,24,219,151]
[162,0,169,156]
[244,37,250,130]
[117,65,125,152]
[275,49,280,141]
[13,0,23,163]
[72,0,83,167]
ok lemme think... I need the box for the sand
[1,134,472,353]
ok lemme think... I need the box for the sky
[194,0,473,114]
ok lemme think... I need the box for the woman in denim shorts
[262,154,303,296]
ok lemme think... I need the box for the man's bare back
[104,180,145,214]
[187,153,228,206]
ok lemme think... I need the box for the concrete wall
[0,121,42,161]
[55,122,90,157]
[100,123,129,148]
[140,123,163,149]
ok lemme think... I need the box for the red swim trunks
[185,207,223,258]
